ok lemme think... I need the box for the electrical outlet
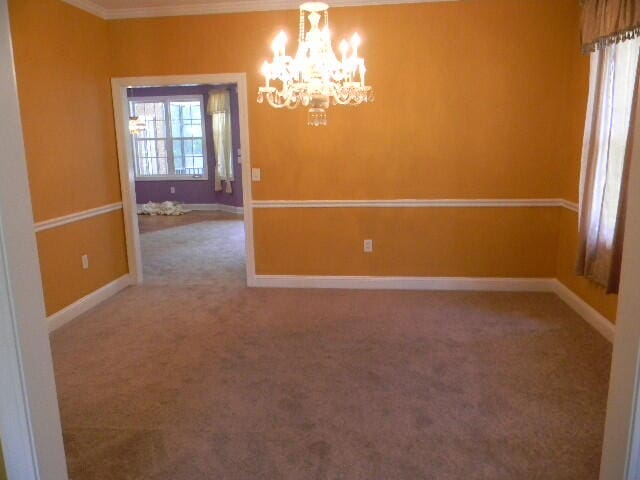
[81,254,89,270]
[364,239,373,253]
[170,186,176,194]
[251,168,261,182]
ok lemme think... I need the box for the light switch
[252,168,261,182]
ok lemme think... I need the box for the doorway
[111,74,255,287]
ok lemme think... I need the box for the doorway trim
[598,81,640,480]
[0,0,69,478]
[111,73,255,285]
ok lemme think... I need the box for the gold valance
[581,0,640,52]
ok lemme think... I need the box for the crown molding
[62,0,456,20]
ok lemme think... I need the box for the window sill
[135,176,209,182]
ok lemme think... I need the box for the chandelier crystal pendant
[257,1,374,126]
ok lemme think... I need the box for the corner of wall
[550,0,618,327]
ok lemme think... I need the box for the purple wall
[130,84,243,207]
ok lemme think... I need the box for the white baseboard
[46,272,614,343]
[47,274,132,332]
[250,274,555,292]
[551,279,615,342]
[183,203,244,214]
[216,204,244,214]
[250,274,615,342]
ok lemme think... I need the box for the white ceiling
[63,0,455,19]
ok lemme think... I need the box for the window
[129,96,208,180]
[577,37,640,293]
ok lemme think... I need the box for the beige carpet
[139,212,246,288]
[50,213,612,479]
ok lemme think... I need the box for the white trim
[0,0,69,477]
[216,203,244,214]
[183,203,244,214]
[47,274,132,332]
[559,199,579,212]
[30,199,572,233]
[252,198,579,209]
[59,0,108,18]
[251,275,617,343]
[61,0,457,20]
[551,279,615,343]
[33,202,123,233]
[252,274,555,291]
[112,74,255,286]
[135,175,209,181]
[599,85,640,480]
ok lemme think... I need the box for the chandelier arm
[266,96,290,109]
[333,96,351,105]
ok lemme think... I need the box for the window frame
[129,94,209,181]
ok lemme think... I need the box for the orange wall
[108,0,582,281]
[9,0,128,315]
[36,211,128,315]
[9,0,121,220]
[109,0,580,201]
[255,207,560,277]
[9,0,616,318]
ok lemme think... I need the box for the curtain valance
[207,90,230,114]
[581,0,640,52]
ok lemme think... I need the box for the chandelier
[128,115,147,135]
[257,2,374,126]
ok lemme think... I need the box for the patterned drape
[581,0,640,52]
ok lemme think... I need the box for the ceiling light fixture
[127,87,147,136]
[257,2,374,126]
[128,115,147,136]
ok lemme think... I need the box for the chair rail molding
[33,202,123,232]
[252,198,579,209]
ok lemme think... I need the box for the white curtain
[207,90,233,193]
[577,37,640,293]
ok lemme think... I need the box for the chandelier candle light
[257,2,374,126]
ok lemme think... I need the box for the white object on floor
[138,201,191,216]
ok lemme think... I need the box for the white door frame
[111,74,255,285]
[0,0,68,478]
[599,87,640,479]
